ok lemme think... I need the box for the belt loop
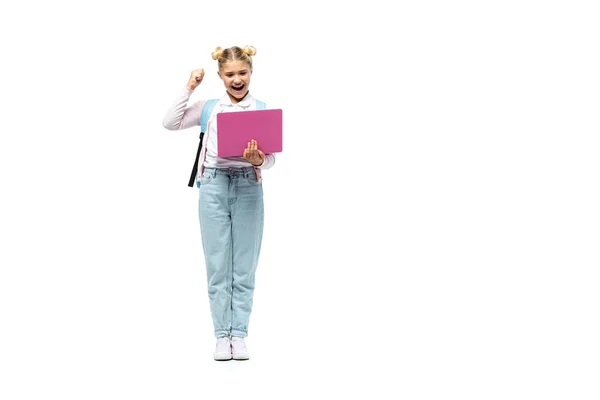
[255,166,262,182]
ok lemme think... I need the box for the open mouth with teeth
[232,83,245,91]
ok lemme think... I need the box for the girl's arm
[162,87,204,131]
[260,153,275,169]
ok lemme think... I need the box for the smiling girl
[162,45,275,361]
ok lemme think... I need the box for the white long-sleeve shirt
[162,88,276,182]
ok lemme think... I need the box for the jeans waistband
[204,166,256,177]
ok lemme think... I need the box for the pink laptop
[217,109,283,157]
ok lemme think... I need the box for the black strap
[188,131,205,187]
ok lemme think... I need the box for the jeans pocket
[245,173,261,186]
[200,170,214,185]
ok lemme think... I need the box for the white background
[1,0,599,398]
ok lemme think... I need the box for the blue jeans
[198,167,264,338]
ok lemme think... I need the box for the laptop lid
[216,109,283,157]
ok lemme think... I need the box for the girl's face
[218,60,252,104]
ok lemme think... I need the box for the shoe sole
[214,354,233,361]
[232,354,250,360]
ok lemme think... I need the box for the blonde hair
[211,46,256,71]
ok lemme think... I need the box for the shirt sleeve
[260,153,276,169]
[162,87,204,131]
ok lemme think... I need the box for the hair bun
[211,46,224,60]
[241,45,257,56]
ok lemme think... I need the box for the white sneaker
[213,337,232,361]
[231,337,250,360]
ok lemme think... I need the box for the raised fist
[186,68,205,90]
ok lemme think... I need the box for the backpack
[188,98,266,187]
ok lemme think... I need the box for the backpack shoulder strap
[200,99,219,133]
[189,99,218,187]
[255,99,266,110]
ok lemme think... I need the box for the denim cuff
[230,329,248,338]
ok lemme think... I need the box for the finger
[248,143,258,158]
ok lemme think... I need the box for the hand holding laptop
[243,139,265,166]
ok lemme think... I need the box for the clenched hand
[186,68,205,91]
